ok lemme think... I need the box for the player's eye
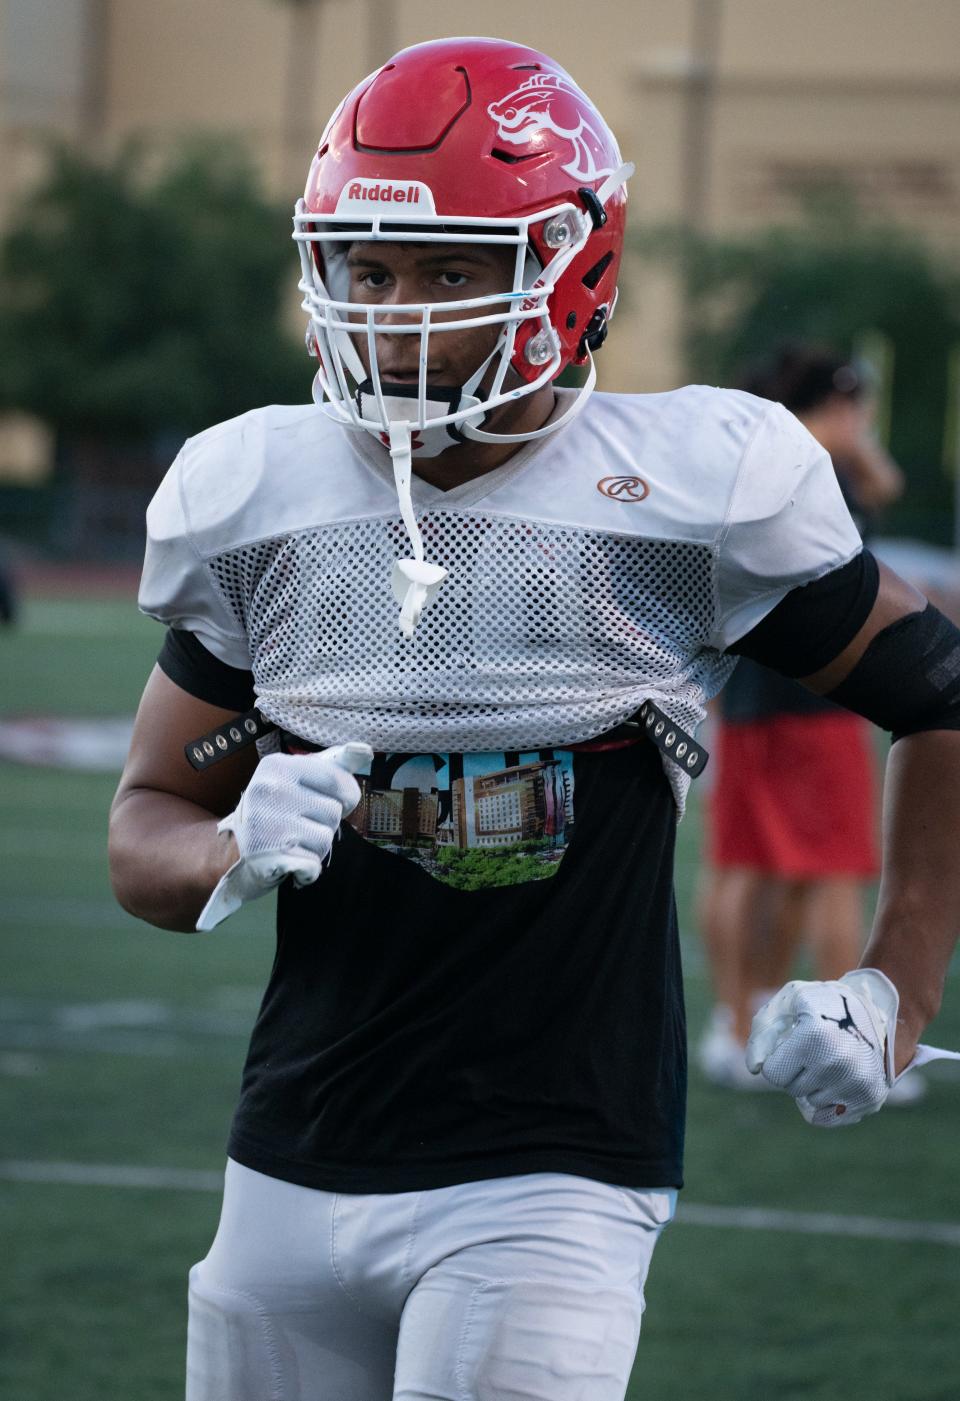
[356,270,391,290]
[435,271,469,289]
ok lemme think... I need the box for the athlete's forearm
[861,729,960,1069]
[839,437,904,512]
[108,788,239,932]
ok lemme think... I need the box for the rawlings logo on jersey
[487,75,617,183]
[597,475,649,502]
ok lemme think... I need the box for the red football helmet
[294,36,632,454]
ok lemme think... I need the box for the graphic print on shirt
[346,750,576,889]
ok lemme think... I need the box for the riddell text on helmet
[334,179,437,214]
[347,183,420,203]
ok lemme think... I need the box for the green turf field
[1,593,958,1400]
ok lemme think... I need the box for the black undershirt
[158,627,255,712]
[230,741,685,1193]
[158,630,686,1190]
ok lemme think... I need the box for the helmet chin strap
[386,420,448,640]
[361,347,501,639]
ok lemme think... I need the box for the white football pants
[187,1159,676,1401]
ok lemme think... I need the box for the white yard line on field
[0,1160,225,1192]
[676,1201,960,1247]
[0,995,256,1058]
[1,1159,959,1247]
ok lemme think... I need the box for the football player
[109,36,960,1401]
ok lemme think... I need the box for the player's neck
[408,385,558,491]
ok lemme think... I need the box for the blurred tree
[0,138,308,441]
[636,195,960,543]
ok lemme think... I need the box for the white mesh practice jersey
[140,385,862,809]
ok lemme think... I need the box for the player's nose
[374,278,423,325]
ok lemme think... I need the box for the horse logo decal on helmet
[487,75,618,184]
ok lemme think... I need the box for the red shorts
[708,711,879,877]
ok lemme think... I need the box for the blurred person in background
[0,552,17,625]
[698,345,920,1097]
[108,40,960,1401]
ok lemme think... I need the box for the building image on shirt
[451,759,567,849]
[345,750,576,887]
[352,780,439,846]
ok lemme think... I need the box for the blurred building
[1,0,959,481]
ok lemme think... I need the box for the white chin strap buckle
[386,418,450,640]
[391,558,447,640]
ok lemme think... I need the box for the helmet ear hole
[582,251,613,291]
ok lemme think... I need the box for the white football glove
[748,968,960,1127]
[196,742,373,931]
[745,969,899,1127]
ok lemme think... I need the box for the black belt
[615,699,708,777]
[184,698,708,777]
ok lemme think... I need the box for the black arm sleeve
[157,628,256,712]
[827,603,960,741]
[730,549,880,678]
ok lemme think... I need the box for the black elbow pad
[828,603,960,741]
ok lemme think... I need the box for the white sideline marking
[0,1160,224,1192]
[1,1160,959,1247]
[676,1201,960,1247]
